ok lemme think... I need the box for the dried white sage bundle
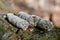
[18,11,54,31]
[31,15,41,26]
[18,11,35,26]
[37,18,54,31]
[5,13,29,30]
[31,15,54,31]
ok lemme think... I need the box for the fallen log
[4,13,29,30]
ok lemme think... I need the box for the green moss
[0,24,7,40]
[16,27,60,40]
[0,25,7,33]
